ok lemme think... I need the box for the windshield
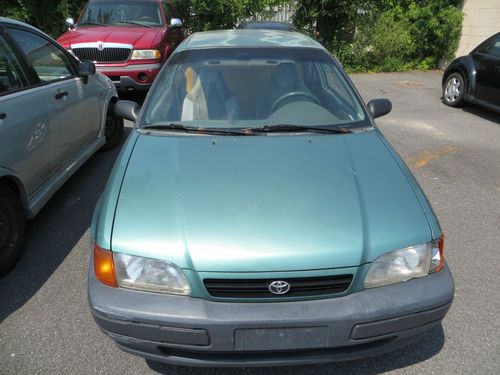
[141,47,368,129]
[79,1,163,27]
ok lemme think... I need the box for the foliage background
[0,0,464,72]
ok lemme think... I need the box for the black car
[442,33,500,113]
[237,20,297,32]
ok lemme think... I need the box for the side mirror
[78,61,95,77]
[65,17,75,29]
[115,100,140,122]
[170,18,183,28]
[367,99,392,119]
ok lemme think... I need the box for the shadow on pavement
[0,129,130,323]
[462,105,500,125]
[147,325,445,375]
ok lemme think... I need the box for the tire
[0,185,26,277]
[442,72,466,108]
[100,103,124,151]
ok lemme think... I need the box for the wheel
[443,73,466,107]
[101,104,124,151]
[271,91,321,113]
[0,185,26,277]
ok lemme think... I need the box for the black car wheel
[0,185,25,277]
[101,104,124,151]
[443,73,466,107]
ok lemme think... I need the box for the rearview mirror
[170,18,183,28]
[367,99,392,119]
[115,100,140,123]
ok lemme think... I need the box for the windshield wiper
[78,22,109,27]
[251,124,353,134]
[140,123,254,136]
[114,21,153,28]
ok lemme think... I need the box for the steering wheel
[138,16,155,22]
[271,91,321,113]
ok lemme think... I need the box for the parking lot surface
[1,71,499,374]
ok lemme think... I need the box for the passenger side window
[0,35,27,94]
[321,63,356,105]
[8,28,74,83]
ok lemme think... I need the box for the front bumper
[96,63,161,91]
[89,265,454,367]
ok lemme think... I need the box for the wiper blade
[78,22,109,27]
[252,124,353,134]
[140,123,254,136]
[114,21,153,28]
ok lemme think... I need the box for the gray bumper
[111,76,151,91]
[88,265,454,367]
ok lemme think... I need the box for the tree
[0,0,87,37]
[174,0,288,32]
[293,0,384,43]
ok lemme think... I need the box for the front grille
[72,47,131,63]
[204,275,353,298]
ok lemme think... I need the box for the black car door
[472,34,500,106]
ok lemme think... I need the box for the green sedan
[89,29,454,367]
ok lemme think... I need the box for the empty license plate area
[234,327,330,351]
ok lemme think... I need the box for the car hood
[111,130,432,272]
[57,27,162,49]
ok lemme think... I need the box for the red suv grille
[72,47,131,63]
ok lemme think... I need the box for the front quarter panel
[443,56,476,96]
[90,73,118,137]
[92,131,140,249]
[376,132,442,239]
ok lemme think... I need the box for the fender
[91,73,119,138]
[0,166,30,217]
[443,56,477,98]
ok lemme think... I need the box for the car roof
[0,17,54,38]
[176,29,324,51]
[0,17,39,31]
[238,21,297,31]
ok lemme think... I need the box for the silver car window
[8,29,74,83]
[0,35,28,94]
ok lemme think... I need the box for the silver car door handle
[54,91,68,100]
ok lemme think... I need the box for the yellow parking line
[407,147,459,169]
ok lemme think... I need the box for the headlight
[131,49,161,60]
[364,236,444,289]
[113,253,191,295]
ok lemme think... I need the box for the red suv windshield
[79,1,164,28]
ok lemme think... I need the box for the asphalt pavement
[1,71,499,374]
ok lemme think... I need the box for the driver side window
[8,28,74,83]
[0,35,28,94]
[476,35,500,57]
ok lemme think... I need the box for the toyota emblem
[97,41,104,51]
[268,280,290,295]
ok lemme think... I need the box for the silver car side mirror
[65,17,75,29]
[115,100,141,123]
[170,18,183,28]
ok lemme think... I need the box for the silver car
[0,18,123,276]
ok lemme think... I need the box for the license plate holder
[234,327,330,351]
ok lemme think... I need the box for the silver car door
[7,27,101,170]
[0,32,52,196]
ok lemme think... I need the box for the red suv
[57,0,184,91]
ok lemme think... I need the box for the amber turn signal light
[94,243,117,287]
[436,234,445,272]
